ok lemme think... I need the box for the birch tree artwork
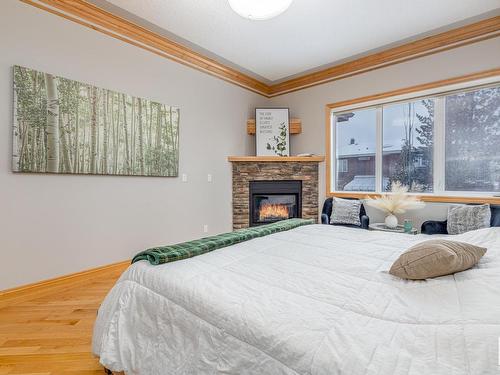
[12,66,179,176]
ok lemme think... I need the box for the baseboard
[0,260,130,308]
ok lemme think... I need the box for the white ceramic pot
[385,214,398,228]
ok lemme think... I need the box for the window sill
[328,192,500,205]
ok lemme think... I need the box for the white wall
[270,37,500,227]
[0,1,267,289]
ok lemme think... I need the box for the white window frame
[329,76,500,199]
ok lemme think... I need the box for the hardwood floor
[0,265,128,374]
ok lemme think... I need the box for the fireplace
[249,180,302,226]
[230,157,321,229]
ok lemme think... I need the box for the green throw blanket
[132,218,314,265]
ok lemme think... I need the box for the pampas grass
[365,182,425,215]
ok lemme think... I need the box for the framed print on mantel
[255,108,290,156]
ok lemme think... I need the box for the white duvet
[93,225,500,375]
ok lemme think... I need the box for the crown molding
[21,0,271,96]
[20,0,500,98]
[269,16,500,96]
[325,67,500,110]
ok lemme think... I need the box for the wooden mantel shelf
[247,119,302,135]
[228,156,325,162]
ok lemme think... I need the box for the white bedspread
[92,225,500,374]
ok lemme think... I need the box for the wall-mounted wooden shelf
[228,156,324,162]
[247,119,302,135]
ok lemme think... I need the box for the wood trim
[327,192,500,205]
[247,118,302,135]
[325,107,332,195]
[269,17,500,96]
[19,1,500,97]
[21,0,271,96]
[326,68,500,110]
[0,260,129,308]
[324,68,500,206]
[228,156,325,162]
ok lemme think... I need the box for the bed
[93,224,500,374]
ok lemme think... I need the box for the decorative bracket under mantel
[247,118,302,135]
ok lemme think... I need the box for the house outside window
[337,159,348,173]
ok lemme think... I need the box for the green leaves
[264,122,288,156]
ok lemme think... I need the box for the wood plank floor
[0,265,127,374]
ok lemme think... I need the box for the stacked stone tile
[231,161,319,229]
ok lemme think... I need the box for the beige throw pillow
[389,239,486,280]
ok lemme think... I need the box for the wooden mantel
[247,119,302,135]
[228,156,325,162]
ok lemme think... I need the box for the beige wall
[0,1,267,289]
[270,37,500,226]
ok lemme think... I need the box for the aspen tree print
[12,66,179,176]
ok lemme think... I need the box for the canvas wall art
[12,65,179,176]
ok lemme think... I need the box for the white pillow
[330,198,361,226]
[447,204,491,235]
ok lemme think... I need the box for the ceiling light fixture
[228,0,293,21]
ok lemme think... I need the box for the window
[329,79,500,199]
[335,108,376,191]
[445,86,500,193]
[337,159,348,173]
[382,99,434,193]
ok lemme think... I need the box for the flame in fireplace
[259,203,289,221]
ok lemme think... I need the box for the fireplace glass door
[249,180,302,226]
[252,194,297,224]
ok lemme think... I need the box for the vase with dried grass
[364,182,425,228]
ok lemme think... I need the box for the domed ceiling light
[228,0,294,21]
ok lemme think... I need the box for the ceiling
[92,0,500,83]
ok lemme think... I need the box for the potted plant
[365,182,425,228]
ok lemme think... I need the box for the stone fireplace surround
[229,156,324,230]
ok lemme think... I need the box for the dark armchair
[321,197,370,229]
[421,204,500,234]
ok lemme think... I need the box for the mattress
[92,224,500,374]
